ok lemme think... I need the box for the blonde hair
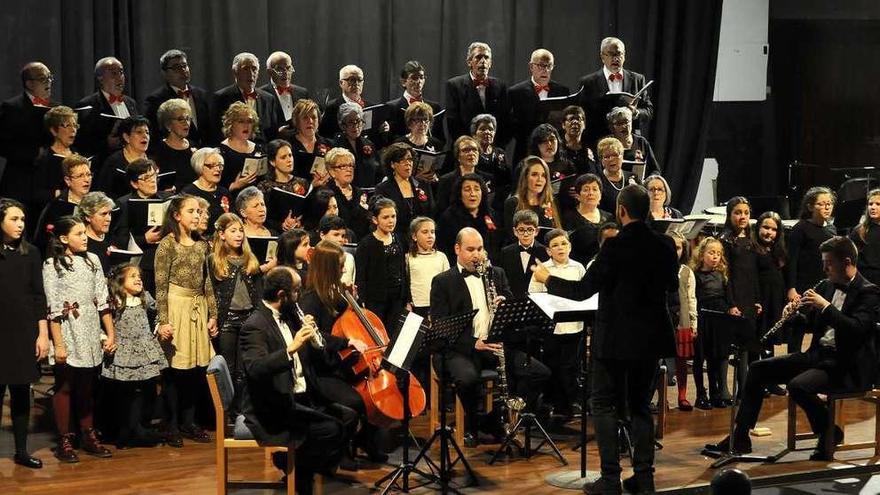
[689,236,728,280]
[221,101,258,139]
[211,213,260,279]
[291,99,320,129]
[325,147,355,168]
[597,136,624,158]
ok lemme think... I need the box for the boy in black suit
[498,209,549,298]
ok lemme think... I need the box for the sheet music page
[529,292,598,319]
[388,312,423,368]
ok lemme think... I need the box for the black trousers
[735,346,839,438]
[0,384,31,454]
[436,347,550,434]
[543,332,583,410]
[591,357,657,482]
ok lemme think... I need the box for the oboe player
[430,227,550,447]
[709,236,880,461]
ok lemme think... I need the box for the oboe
[294,302,325,349]
[760,280,824,345]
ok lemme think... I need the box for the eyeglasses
[647,186,665,193]
[173,116,192,123]
[342,119,365,127]
[531,63,554,71]
[164,63,189,72]
[409,117,430,125]
[69,172,93,180]
[459,146,479,154]
[137,173,158,182]
[330,164,354,170]
[59,122,80,130]
[103,68,125,77]
[203,162,224,170]
[342,77,364,84]
[515,227,537,235]
[270,66,295,75]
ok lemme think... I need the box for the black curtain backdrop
[0,0,721,212]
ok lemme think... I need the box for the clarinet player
[430,227,550,448]
[708,236,880,461]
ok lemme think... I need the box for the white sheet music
[387,312,423,369]
[529,292,598,320]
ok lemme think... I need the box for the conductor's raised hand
[530,263,551,284]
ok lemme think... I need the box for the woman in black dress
[0,199,49,468]
[33,106,79,210]
[559,105,598,175]
[180,148,233,236]
[561,173,613,264]
[75,191,117,274]
[503,156,562,241]
[218,102,265,194]
[436,173,501,262]
[470,113,510,210]
[331,103,381,188]
[373,143,433,245]
[849,189,880,285]
[753,211,788,395]
[96,116,151,199]
[279,99,333,184]
[595,137,635,213]
[607,106,661,176]
[150,98,196,191]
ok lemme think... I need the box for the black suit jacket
[212,85,278,145]
[142,83,211,144]
[430,265,513,355]
[444,74,510,144]
[508,79,570,161]
[73,91,139,164]
[577,68,653,148]
[0,93,55,202]
[791,274,880,391]
[258,82,309,129]
[239,304,336,446]
[498,241,550,298]
[546,221,678,360]
[384,95,446,146]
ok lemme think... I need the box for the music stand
[375,313,436,494]
[409,310,480,494]
[699,309,773,468]
[485,298,567,466]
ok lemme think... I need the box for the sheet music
[387,312,423,368]
[529,292,598,319]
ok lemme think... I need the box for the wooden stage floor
[2,376,880,494]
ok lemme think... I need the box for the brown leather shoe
[55,433,79,463]
[81,428,112,458]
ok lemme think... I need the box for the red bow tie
[276,86,291,96]
[608,72,623,82]
[177,89,191,98]
[353,98,365,108]
[243,91,258,100]
[534,84,550,94]
[473,78,488,88]
[107,94,125,104]
[32,96,51,107]
[407,96,422,105]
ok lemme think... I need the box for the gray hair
[606,106,633,124]
[469,113,497,134]
[159,49,187,69]
[74,191,115,222]
[94,57,122,78]
[157,98,191,131]
[600,37,625,54]
[466,42,491,60]
[643,174,672,207]
[191,147,223,175]
[232,52,259,72]
[338,64,363,81]
[337,102,364,126]
[266,51,291,69]
[530,48,553,64]
[235,186,264,214]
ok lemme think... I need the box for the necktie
[32,97,51,107]
[177,89,191,98]
[534,84,550,94]
[107,94,125,104]
[608,72,623,82]
[276,86,291,96]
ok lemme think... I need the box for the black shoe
[117,430,162,449]
[622,473,655,494]
[355,441,388,463]
[338,453,359,471]
[463,432,478,448]
[767,384,787,396]
[13,453,42,469]
[706,434,752,454]
[695,396,712,410]
[583,477,622,494]
[180,425,211,443]
[164,430,183,448]
[810,426,844,461]
[711,398,729,409]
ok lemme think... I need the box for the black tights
[115,379,158,441]
[161,367,204,432]
[0,384,31,454]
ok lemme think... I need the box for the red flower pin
[293,182,306,195]
[417,188,428,202]
[543,204,554,220]
[362,145,373,156]
[220,196,230,213]
[484,215,496,231]
[62,301,80,320]
[318,143,329,155]
[635,150,644,161]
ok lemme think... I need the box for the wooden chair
[206,355,298,495]
[429,360,496,446]
[779,388,880,461]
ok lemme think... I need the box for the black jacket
[209,255,263,330]
[577,68,653,148]
[0,93,55,203]
[73,91,139,164]
[546,220,678,360]
[444,73,510,144]
[142,83,211,144]
[258,82,309,128]
[498,241,549,298]
[373,176,434,243]
[508,78,570,161]
[212,85,278,145]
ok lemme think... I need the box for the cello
[332,289,426,428]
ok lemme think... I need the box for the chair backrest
[207,355,234,411]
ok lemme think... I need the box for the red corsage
[293,182,306,196]
[45,223,54,234]
[362,144,373,156]
[317,143,330,155]
[552,171,562,180]
[484,215,497,231]
[416,188,428,203]
[220,196,230,213]
[543,204,554,220]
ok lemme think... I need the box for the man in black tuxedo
[260,51,310,129]
[319,65,386,140]
[239,267,349,494]
[533,184,678,494]
[384,60,445,145]
[74,57,139,168]
[577,37,654,150]
[509,49,571,162]
[430,227,550,447]
[0,62,56,214]
[498,209,550,297]
[444,42,511,145]
[709,236,880,462]
[212,52,278,145]
[142,49,210,145]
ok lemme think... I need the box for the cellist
[299,239,390,465]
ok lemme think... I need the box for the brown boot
[81,428,112,458]
[55,433,79,463]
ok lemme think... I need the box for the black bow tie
[833,283,849,292]
[462,269,479,278]
[519,246,532,253]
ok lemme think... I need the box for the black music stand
[485,298,567,466]
[410,310,479,494]
[699,309,773,468]
[375,314,435,494]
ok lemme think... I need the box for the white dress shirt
[528,258,586,335]
[273,84,294,122]
[818,277,853,349]
[102,90,130,118]
[459,263,491,340]
[264,301,307,393]
[603,66,623,94]
[531,77,549,100]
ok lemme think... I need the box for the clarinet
[474,258,525,433]
[760,280,824,345]
[294,302,325,349]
